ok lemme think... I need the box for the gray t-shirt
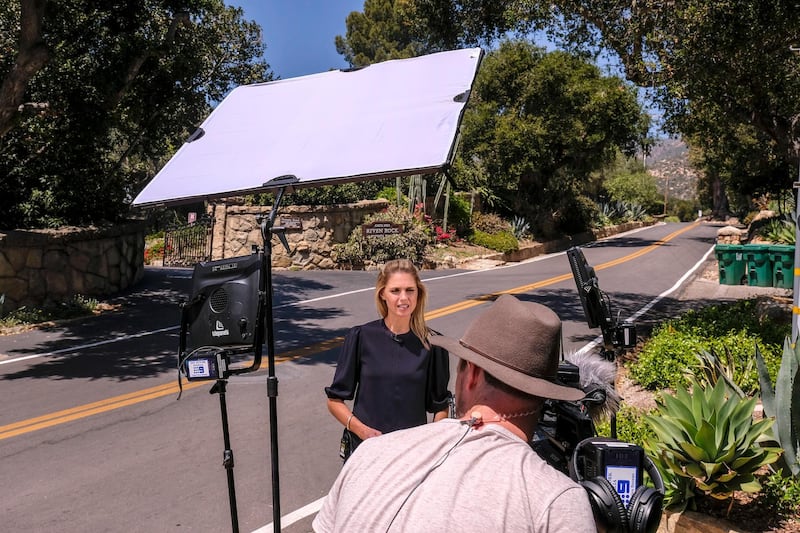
[313,419,596,532]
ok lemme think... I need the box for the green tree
[600,155,660,212]
[412,0,800,216]
[453,40,649,237]
[0,0,271,229]
[335,0,433,68]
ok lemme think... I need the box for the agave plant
[644,377,781,511]
[510,216,530,240]
[623,202,649,221]
[761,214,796,245]
[597,202,620,226]
[756,339,800,476]
[691,347,749,399]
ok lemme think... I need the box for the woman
[324,259,451,460]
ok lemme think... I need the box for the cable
[384,424,472,532]
[176,346,225,400]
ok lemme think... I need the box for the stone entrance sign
[361,222,403,237]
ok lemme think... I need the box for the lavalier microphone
[460,411,483,428]
[391,334,403,345]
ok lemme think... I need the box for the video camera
[529,246,663,533]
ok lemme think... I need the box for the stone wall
[0,221,146,313]
[207,199,389,269]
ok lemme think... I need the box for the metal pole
[793,171,800,344]
[791,45,800,345]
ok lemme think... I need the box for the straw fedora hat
[430,294,584,401]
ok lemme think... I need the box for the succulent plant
[691,347,748,399]
[756,339,800,476]
[510,215,530,239]
[644,377,782,510]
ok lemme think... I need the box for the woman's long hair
[375,259,429,347]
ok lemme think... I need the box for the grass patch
[0,295,102,330]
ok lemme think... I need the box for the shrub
[668,198,703,222]
[248,180,393,206]
[334,205,431,267]
[469,229,519,253]
[760,469,800,517]
[376,186,408,207]
[144,238,166,265]
[595,403,656,448]
[471,212,510,233]
[628,300,787,394]
[447,194,473,237]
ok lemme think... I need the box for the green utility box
[743,244,773,287]
[714,244,746,285]
[769,244,795,289]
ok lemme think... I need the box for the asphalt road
[0,221,719,532]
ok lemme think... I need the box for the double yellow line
[0,222,699,441]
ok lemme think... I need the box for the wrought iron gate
[162,214,214,267]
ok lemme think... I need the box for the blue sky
[224,2,662,133]
[228,0,366,79]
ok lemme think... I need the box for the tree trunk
[0,0,49,138]
[711,174,730,219]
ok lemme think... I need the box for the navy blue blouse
[325,319,451,434]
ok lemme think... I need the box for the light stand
[210,377,239,532]
[178,212,281,531]
[255,179,295,533]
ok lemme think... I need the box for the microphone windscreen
[564,351,620,423]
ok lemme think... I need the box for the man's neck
[457,404,535,440]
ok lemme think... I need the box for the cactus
[756,339,800,476]
[644,377,782,510]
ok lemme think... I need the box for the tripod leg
[212,379,239,533]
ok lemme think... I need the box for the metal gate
[163,214,214,267]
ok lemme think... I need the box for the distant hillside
[646,138,699,202]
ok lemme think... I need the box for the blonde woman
[325,259,451,461]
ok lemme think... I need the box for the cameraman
[313,294,597,532]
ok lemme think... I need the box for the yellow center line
[428,221,700,319]
[0,222,700,441]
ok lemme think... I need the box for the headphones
[569,437,664,533]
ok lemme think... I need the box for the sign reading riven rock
[362,222,403,237]
[280,216,302,229]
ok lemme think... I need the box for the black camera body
[531,362,594,473]
[529,246,665,532]
[531,365,663,533]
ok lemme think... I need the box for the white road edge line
[251,497,324,532]
[251,243,716,533]
[0,326,179,365]
[574,245,715,357]
[0,250,571,366]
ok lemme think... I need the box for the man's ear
[464,361,483,390]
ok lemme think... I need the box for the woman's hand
[351,417,382,440]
